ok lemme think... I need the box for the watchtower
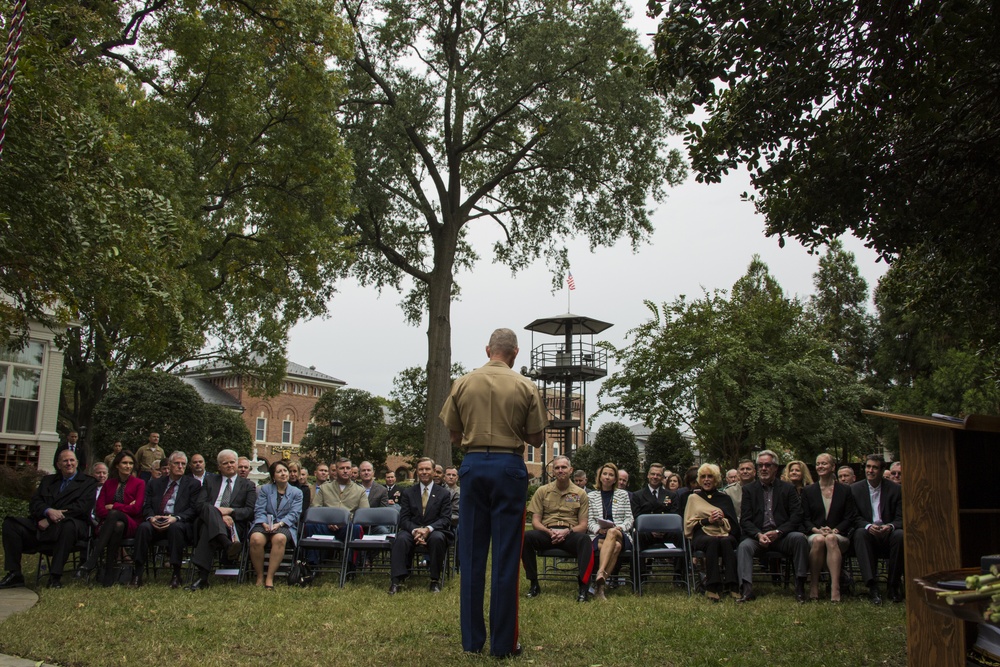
[523,313,612,481]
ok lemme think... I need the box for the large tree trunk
[423,235,458,468]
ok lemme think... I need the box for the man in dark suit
[736,449,809,602]
[187,449,257,590]
[52,431,86,471]
[631,463,678,543]
[384,470,402,507]
[388,457,453,594]
[131,450,200,588]
[1,449,96,589]
[850,454,904,604]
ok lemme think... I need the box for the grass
[0,558,906,667]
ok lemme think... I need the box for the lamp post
[330,419,343,459]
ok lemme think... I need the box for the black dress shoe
[186,578,211,591]
[0,572,25,589]
[429,580,442,593]
[493,644,522,659]
[576,585,589,602]
[868,586,882,605]
[47,577,63,589]
[226,539,243,561]
[388,582,401,595]
[890,587,904,603]
[736,582,755,603]
[526,582,541,598]
[794,578,807,603]
[169,573,183,589]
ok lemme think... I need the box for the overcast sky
[286,1,889,430]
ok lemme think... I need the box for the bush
[0,496,29,519]
[0,465,43,501]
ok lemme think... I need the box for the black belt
[465,447,519,454]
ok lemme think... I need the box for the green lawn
[0,564,906,667]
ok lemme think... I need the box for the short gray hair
[169,451,188,464]
[217,449,238,464]
[488,328,518,354]
[756,449,780,466]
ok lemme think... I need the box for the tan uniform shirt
[134,444,164,473]
[313,480,370,519]
[439,360,548,449]
[527,482,589,528]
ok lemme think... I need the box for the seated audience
[237,457,253,479]
[389,458,453,594]
[522,456,592,602]
[736,449,809,603]
[684,463,740,601]
[249,460,303,589]
[781,460,813,495]
[76,450,145,586]
[572,469,588,489]
[187,449,258,590]
[131,451,199,588]
[587,463,633,600]
[850,454,904,604]
[188,453,208,486]
[306,458,369,566]
[801,452,854,602]
[0,450,96,589]
[724,459,756,518]
[666,473,681,492]
[837,465,856,485]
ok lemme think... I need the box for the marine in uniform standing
[439,328,547,659]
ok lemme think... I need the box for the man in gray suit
[359,461,391,535]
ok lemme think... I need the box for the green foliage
[0,465,44,501]
[646,0,1000,348]
[386,364,466,466]
[643,427,694,473]
[577,422,642,490]
[338,0,687,465]
[0,0,356,437]
[600,257,879,467]
[298,389,388,470]
[90,369,250,469]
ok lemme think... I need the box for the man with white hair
[735,449,809,603]
[187,449,257,590]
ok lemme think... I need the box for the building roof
[182,358,346,388]
[179,377,245,411]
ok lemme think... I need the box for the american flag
[567,272,576,290]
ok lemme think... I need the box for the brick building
[182,361,345,464]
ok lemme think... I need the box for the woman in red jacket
[75,450,145,586]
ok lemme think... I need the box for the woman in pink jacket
[75,450,145,586]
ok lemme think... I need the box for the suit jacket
[196,473,258,535]
[631,485,678,519]
[801,481,855,534]
[385,484,402,506]
[29,472,98,536]
[398,482,452,536]
[142,475,199,523]
[53,443,87,470]
[850,479,903,530]
[364,482,389,508]
[253,484,304,544]
[96,475,146,536]
[739,478,804,539]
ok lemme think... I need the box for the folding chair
[340,507,399,587]
[634,513,691,596]
[294,507,350,585]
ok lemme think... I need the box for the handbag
[287,559,314,587]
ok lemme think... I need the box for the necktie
[421,486,429,513]
[220,478,232,508]
[160,481,176,514]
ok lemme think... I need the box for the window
[282,420,293,444]
[526,445,534,462]
[0,341,44,435]
[551,442,560,458]
[255,418,267,442]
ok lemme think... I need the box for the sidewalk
[0,588,59,667]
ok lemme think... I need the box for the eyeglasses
[757,462,776,468]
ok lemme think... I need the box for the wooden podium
[864,411,1000,667]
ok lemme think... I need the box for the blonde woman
[683,464,740,601]
[587,462,633,599]
[801,453,854,602]
[781,460,814,495]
